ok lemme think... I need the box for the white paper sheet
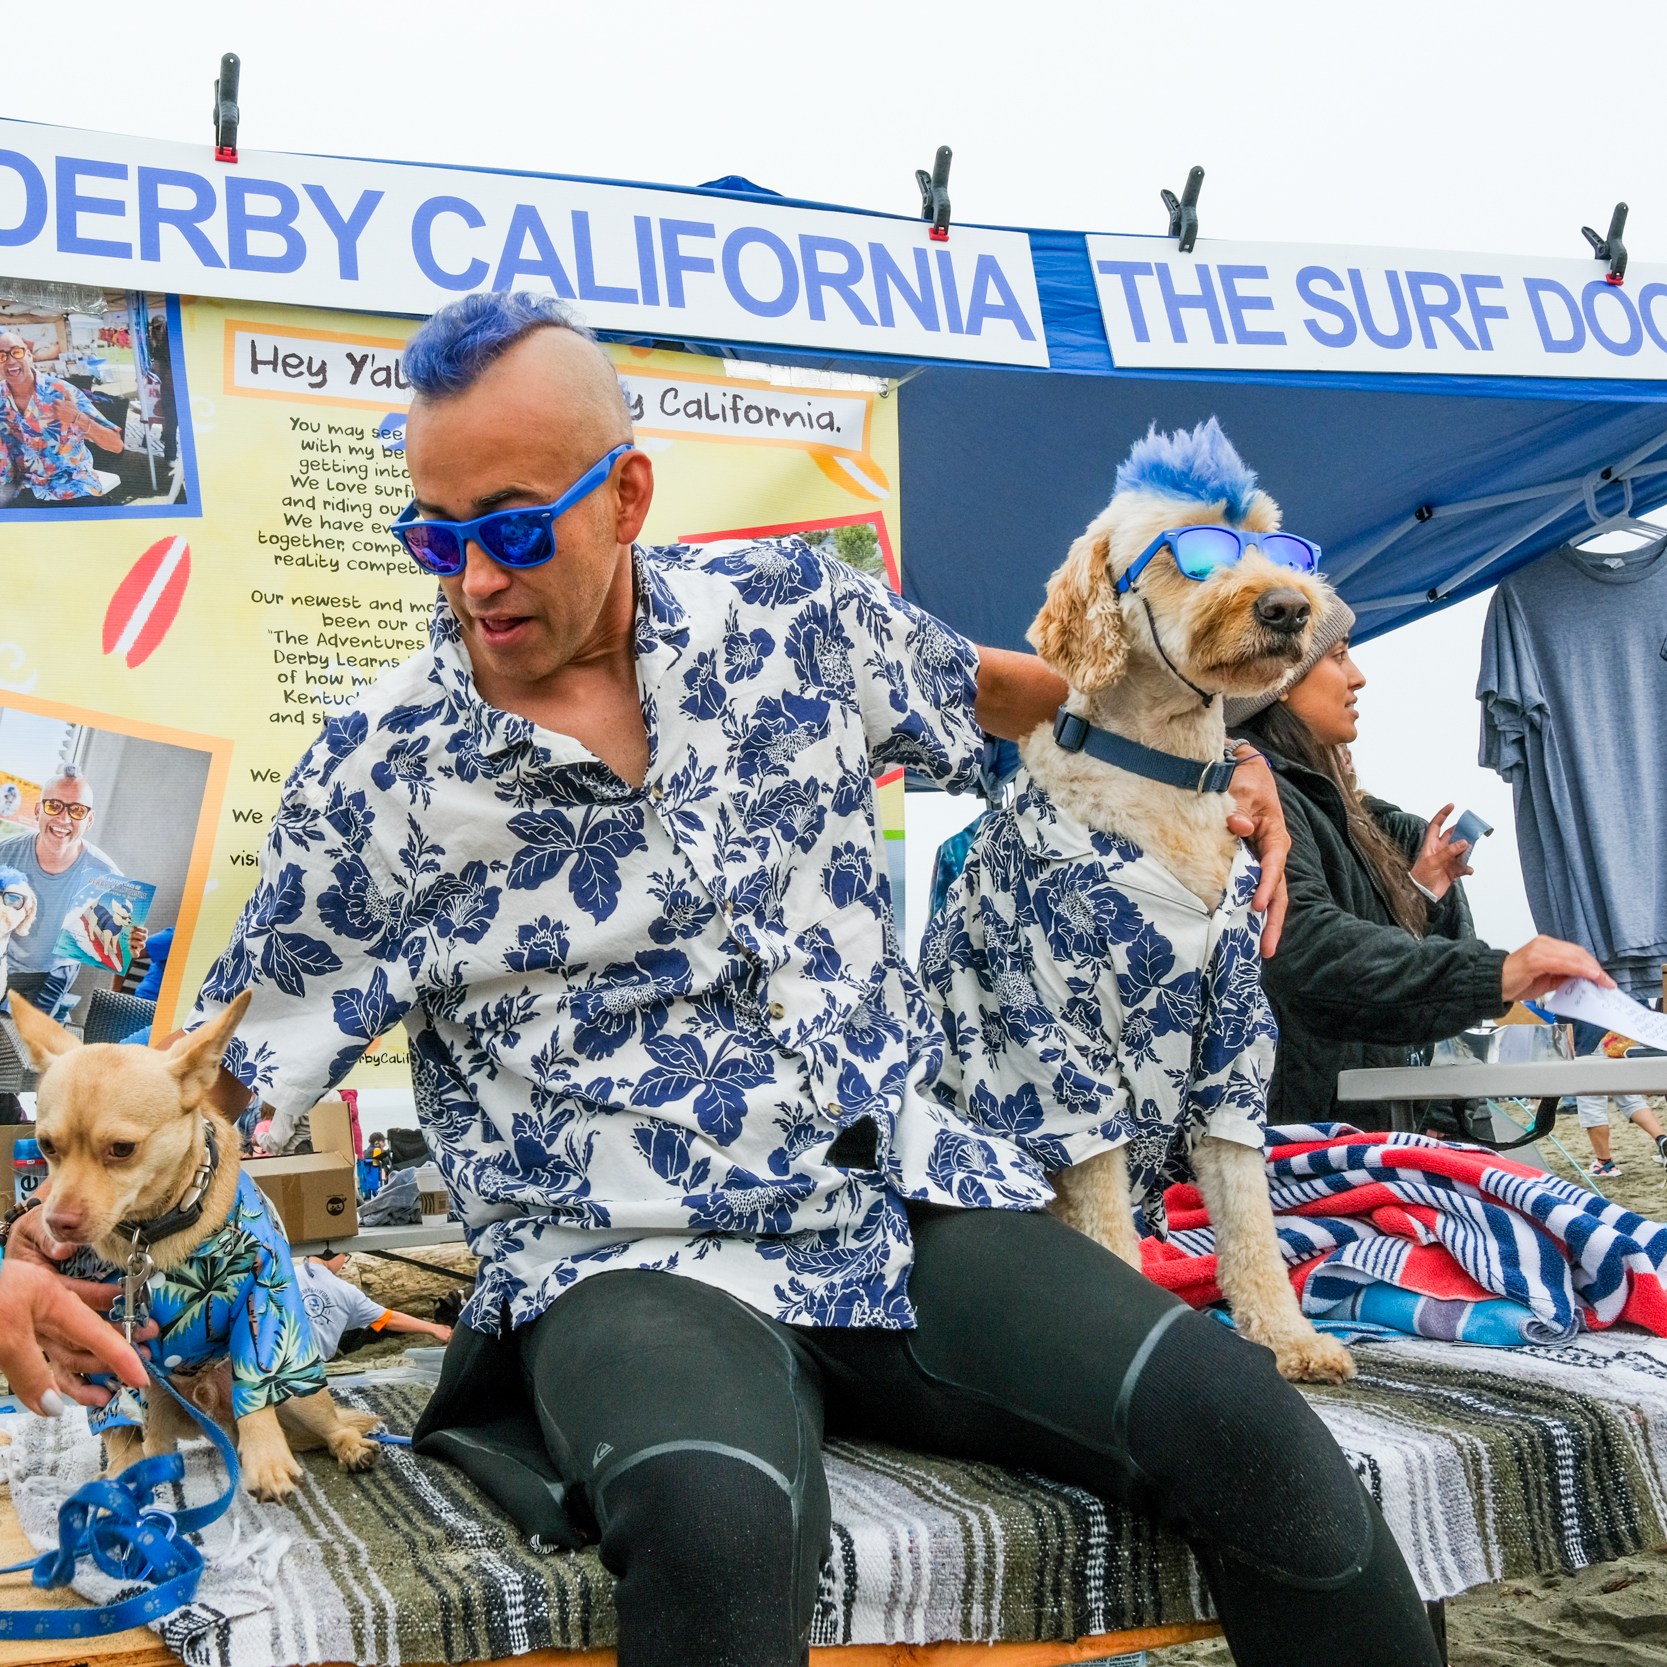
[1543,978,1667,1052]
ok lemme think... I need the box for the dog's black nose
[1255,589,1312,635]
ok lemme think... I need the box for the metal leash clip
[122,1233,156,1350]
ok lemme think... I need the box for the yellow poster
[1,286,900,1088]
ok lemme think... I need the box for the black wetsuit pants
[512,1205,1440,1667]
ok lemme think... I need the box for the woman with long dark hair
[1226,600,1609,1132]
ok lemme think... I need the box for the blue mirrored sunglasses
[389,442,634,577]
[1116,525,1322,595]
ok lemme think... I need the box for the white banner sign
[0,120,1049,368]
[1087,233,1667,378]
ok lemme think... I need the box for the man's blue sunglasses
[1116,525,1322,595]
[390,442,634,577]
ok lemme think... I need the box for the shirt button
[768,1001,785,1020]
[649,784,662,803]
[826,1101,841,1116]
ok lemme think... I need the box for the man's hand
[1500,937,1614,1005]
[1409,804,1473,901]
[1226,746,1290,957]
[0,1256,149,1415]
[48,393,86,436]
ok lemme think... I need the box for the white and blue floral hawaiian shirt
[919,771,1276,1237]
[194,539,1052,1334]
[73,1171,326,1431]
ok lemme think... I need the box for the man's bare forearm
[973,646,1066,742]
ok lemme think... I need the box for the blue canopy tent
[635,189,1667,652]
[902,358,1667,652]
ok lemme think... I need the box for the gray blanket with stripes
[8,1331,1667,1664]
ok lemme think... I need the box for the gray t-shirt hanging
[1478,538,1667,998]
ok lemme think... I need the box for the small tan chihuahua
[12,991,378,1501]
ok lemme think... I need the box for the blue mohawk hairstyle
[1112,417,1261,523]
[404,291,597,399]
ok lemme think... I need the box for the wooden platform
[1,1498,1220,1667]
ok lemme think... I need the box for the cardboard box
[306,1096,355,1163]
[248,1151,358,1244]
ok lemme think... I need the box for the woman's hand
[1410,804,1474,901]
[0,1255,149,1415]
[1227,745,1290,957]
[3,1205,157,1408]
[1500,936,1615,1005]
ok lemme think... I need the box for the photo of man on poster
[0,331,125,508]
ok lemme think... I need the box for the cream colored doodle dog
[923,419,1354,1382]
[10,991,380,1499]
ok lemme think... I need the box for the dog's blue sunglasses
[1116,525,1322,595]
[2,888,27,911]
[389,442,634,577]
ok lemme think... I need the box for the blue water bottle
[12,1137,47,1206]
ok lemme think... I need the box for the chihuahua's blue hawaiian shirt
[193,540,1052,1334]
[920,771,1276,1237]
[75,1171,326,1432]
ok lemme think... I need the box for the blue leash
[0,1367,240,1641]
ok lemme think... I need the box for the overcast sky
[12,0,1666,948]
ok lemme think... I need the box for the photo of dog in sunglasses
[0,865,38,1002]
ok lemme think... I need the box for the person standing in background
[1228,599,1611,1132]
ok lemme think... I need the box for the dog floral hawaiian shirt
[194,540,1052,1333]
[0,373,108,501]
[920,772,1276,1236]
[74,1171,326,1432]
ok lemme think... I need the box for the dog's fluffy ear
[8,995,79,1070]
[1027,529,1128,693]
[164,990,253,1111]
[15,891,36,938]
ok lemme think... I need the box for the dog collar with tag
[1052,708,1240,794]
[117,1119,221,1249]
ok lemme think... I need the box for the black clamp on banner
[1161,166,1205,253]
[917,146,952,242]
[213,53,241,164]
[1581,202,1628,285]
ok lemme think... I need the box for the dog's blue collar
[1052,708,1240,795]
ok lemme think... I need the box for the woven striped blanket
[1146,1126,1667,1342]
[9,1331,1667,1666]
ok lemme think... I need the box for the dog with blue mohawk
[922,418,1353,1382]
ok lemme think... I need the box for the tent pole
[1334,420,1667,601]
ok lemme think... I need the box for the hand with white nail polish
[0,1255,148,1416]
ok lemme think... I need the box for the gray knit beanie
[1222,597,1356,728]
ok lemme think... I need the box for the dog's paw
[242,1447,305,1503]
[1273,1332,1357,1385]
[328,1423,379,1473]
